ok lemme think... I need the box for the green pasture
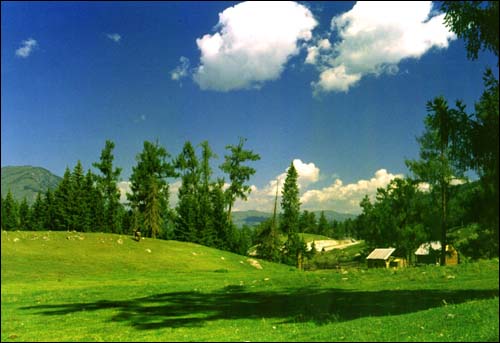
[1,230,498,341]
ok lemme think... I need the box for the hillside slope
[1,166,61,204]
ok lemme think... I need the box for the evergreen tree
[93,140,123,233]
[198,141,217,246]
[70,161,87,231]
[18,197,31,230]
[2,190,19,230]
[128,140,176,238]
[317,211,329,236]
[54,167,72,230]
[30,192,45,231]
[280,162,305,267]
[211,178,229,250]
[174,141,200,242]
[44,189,57,231]
[220,137,260,223]
[406,97,469,265]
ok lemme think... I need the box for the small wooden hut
[414,241,459,265]
[366,248,396,268]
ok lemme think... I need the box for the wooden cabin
[367,248,394,268]
[414,241,459,265]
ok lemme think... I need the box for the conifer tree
[174,141,200,242]
[280,162,305,267]
[18,197,31,230]
[220,137,260,223]
[30,192,45,231]
[128,140,176,238]
[2,190,19,230]
[317,211,329,236]
[93,140,123,233]
[54,167,72,230]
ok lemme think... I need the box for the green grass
[298,233,333,242]
[2,230,498,341]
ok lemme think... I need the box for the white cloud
[310,1,456,93]
[235,166,403,214]
[300,169,404,213]
[193,1,317,91]
[15,38,37,58]
[170,56,190,81]
[106,33,121,43]
[117,181,132,203]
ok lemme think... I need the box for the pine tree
[280,162,304,267]
[44,189,57,231]
[317,211,329,236]
[30,192,45,231]
[220,137,260,223]
[174,141,200,242]
[18,197,31,230]
[2,190,19,230]
[93,140,123,233]
[54,167,72,230]
[128,140,176,238]
[70,161,87,231]
[198,141,217,246]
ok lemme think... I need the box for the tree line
[1,138,261,255]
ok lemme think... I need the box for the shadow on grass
[21,286,498,329]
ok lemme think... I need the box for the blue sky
[1,1,497,213]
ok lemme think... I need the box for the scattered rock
[13,238,20,242]
[192,252,197,256]
[117,238,123,245]
[247,258,263,270]
[264,277,270,281]
[145,248,152,253]
[341,277,348,281]
[220,256,225,260]
[446,275,455,279]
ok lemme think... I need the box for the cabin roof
[366,248,396,260]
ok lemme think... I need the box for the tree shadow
[21,286,498,330]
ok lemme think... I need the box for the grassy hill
[233,210,357,227]
[1,166,61,204]
[2,230,498,342]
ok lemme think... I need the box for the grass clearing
[2,230,498,341]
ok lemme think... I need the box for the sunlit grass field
[1,230,498,342]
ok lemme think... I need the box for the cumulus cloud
[192,1,317,91]
[310,1,456,93]
[106,33,121,43]
[15,38,37,58]
[117,181,132,203]
[235,166,402,213]
[300,169,404,213]
[170,56,190,81]
[234,159,320,211]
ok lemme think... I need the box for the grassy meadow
[1,230,498,342]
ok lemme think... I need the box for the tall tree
[280,162,305,267]
[174,141,200,242]
[220,137,260,223]
[54,167,72,231]
[198,141,217,246]
[317,211,329,236]
[128,140,176,238]
[442,1,498,62]
[70,160,87,231]
[93,140,123,233]
[30,192,45,231]
[2,190,19,230]
[406,97,468,265]
[18,197,31,230]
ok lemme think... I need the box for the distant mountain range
[232,209,357,227]
[1,166,62,204]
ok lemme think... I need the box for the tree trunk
[440,183,447,266]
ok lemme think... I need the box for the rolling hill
[1,166,61,204]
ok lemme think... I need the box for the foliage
[92,140,123,233]
[357,178,432,262]
[442,1,499,61]
[128,140,176,238]
[1,190,19,230]
[220,137,260,222]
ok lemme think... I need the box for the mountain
[232,210,357,227]
[1,166,62,204]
